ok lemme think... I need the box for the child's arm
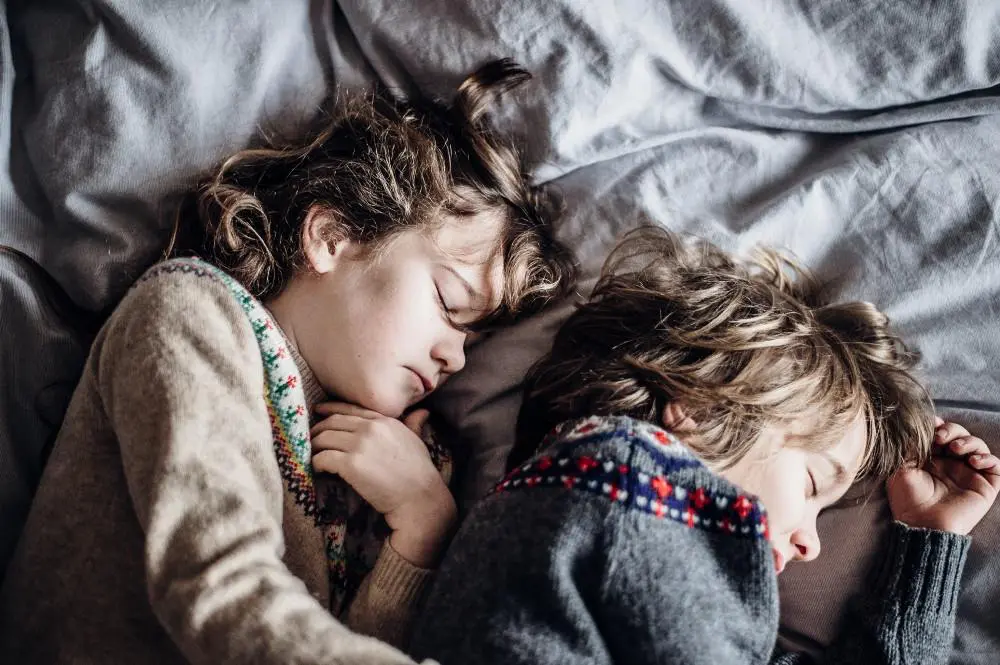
[775,419,999,665]
[310,402,458,647]
[771,523,969,665]
[98,274,421,665]
[345,541,436,647]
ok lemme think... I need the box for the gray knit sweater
[410,415,970,665]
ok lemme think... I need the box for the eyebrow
[819,452,851,487]
[783,433,853,488]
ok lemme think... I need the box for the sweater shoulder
[495,415,770,541]
[130,258,252,317]
[90,258,264,381]
[116,258,255,336]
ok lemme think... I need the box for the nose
[789,528,821,563]
[431,327,467,375]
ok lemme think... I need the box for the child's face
[718,415,866,575]
[271,213,502,418]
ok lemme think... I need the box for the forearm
[775,522,969,665]
[153,542,415,664]
[346,542,436,650]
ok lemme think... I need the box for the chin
[367,394,409,419]
[339,385,404,418]
[359,401,401,419]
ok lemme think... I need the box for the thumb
[887,463,921,489]
[886,463,935,504]
[403,409,431,436]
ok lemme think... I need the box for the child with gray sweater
[410,227,999,665]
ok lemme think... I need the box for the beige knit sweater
[0,265,435,664]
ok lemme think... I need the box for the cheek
[746,466,809,537]
[763,491,809,539]
[360,279,442,358]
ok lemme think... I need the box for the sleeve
[346,541,436,649]
[345,418,450,648]
[95,273,421,665]
[772,522,970,665]
[409,483,779,665]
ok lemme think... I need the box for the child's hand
[311,402,457,567]
[886,417,1000,535]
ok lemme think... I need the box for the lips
[410,369,436,394]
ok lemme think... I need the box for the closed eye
[436,285,458,316]
[807,470,818,498]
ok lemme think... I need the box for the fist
[887,418,1000,535]
[310,402,457,567]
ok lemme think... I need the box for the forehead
[794,415,867,482]
[431,210,504,256]
[831,415,867,476]
[427,213,505,306]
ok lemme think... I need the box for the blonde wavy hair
[510,226,934,480]
[166,59,576,327]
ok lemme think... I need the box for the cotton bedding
[1,1,998,661]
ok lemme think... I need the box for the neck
[264,287,299,351]
[264,288,329,412]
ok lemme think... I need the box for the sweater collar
[263,308,328,412]
[286,340,327,412]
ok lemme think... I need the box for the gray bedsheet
[1,1,998,662]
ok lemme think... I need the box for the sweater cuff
[367,540,436,609]
[868,521,970,617]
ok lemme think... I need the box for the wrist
[387,485,458,568]
[868,522,970,616]
[894,513,969,536]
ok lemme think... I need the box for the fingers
[314,401,382,420]
[934,421,971,445]
[934,415,945,427]
[945,435,990,458]
[970,452,1000,496]
[310,413,363,438]
[312,449,348,475]
[968,452,999,472]
[938,426,1000,493]
[403,409,431,436]
[310,429,357,454]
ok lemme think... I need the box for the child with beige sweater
[0,59,575,664]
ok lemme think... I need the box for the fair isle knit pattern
[139,258,352,607]
[495,415,770,539]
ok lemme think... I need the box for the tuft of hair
[509,226,933,479]
[166,58,576,326]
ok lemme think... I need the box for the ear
[301,206,342,274]
[661,402,697,432]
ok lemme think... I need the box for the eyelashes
[436,285,457,315]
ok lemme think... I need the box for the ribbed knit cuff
[367,540,436,609]
[869,521,970,617]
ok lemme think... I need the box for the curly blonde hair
[510,227,933,480]
[166,59,576,327]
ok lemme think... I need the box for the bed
[1,1,998,662]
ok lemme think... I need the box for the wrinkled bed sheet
[1,1,998,661]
